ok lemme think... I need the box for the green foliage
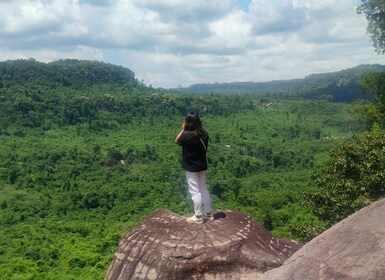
[183,64,385,101]
[305,126,385,227]
[357,0,385,54]
[0,59,137,89]
[0,59,366,279]
[299,5,385,239]
[359,71,385,127]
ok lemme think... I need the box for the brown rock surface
[260,198,385,280]
[105,209,301,280]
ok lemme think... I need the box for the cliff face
[260,198,385,280]
[105,209,301,280]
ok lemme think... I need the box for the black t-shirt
[176,129,209,172]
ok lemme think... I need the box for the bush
[305,126,385,226]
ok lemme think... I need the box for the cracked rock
[105,209,301,280]
[260,198,385,280]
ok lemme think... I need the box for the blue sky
[1,0,384,88]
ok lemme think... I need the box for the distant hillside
[182,64,385,102]
[0,59,147,129]
[0,59,137,90]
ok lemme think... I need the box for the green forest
[1,59,385,280]
[182,64,385,101]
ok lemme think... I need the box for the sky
[1,0,385,88]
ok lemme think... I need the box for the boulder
[105,209,301,280]
[260,198,385,280]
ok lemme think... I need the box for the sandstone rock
[260,198,385,280]
[105,209,301,280]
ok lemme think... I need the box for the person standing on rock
[175,111,212,224]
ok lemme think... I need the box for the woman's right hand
[175,122,186,143]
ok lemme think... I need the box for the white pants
[186,171,212,217]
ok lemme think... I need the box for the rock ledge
[260,198,385,280]
[105,209,301,280]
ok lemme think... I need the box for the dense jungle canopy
[1,59,385,279]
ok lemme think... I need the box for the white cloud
[248,0,306,35]
[136,0,234,22]
[1,45,103,62]
[0,1,60,35]
[0,0,384,88]
[209,10,252,50]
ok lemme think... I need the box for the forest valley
[1,59,385,280]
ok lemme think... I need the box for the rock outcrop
[105,209,301,280]
[260,198,385,280]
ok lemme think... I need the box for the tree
[305,127,385,226]
[357,1,385,127]
[303,1,385,232]
[359,71,385,127]
[357,0,385,54]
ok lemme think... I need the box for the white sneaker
[206,212,214,221]
[186,215,203,224]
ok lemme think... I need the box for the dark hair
[184,112,202,133]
